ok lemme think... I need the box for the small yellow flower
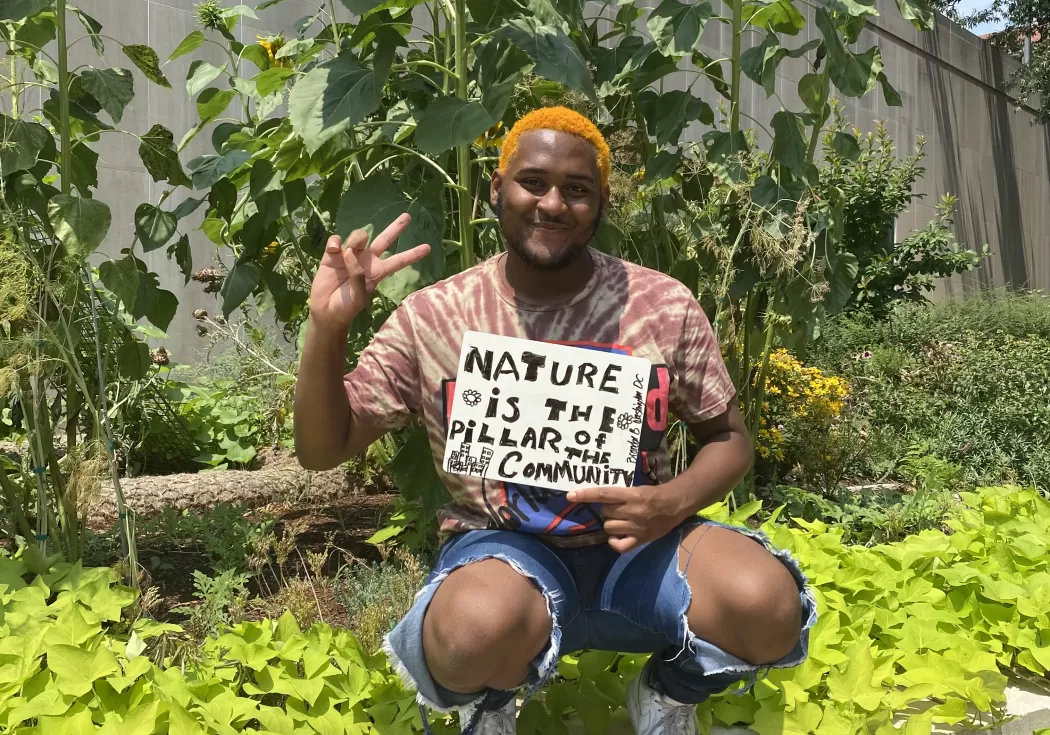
[257,34,290,68]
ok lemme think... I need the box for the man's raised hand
[309,214,431,334]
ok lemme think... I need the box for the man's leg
[644,521,815,705]
[423,558,553,694]
[677,524,803,666]
[384,529,578,721]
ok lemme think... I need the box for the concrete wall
[82,0,1049,358]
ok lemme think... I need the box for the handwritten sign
[442,331,653,492]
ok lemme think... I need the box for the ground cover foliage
[2,485,1050,734]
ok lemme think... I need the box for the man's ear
[601,185,610,216]
[490,170,504,211]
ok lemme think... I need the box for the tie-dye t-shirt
[344,249,735,547]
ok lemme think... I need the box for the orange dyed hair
[498,107,611,189]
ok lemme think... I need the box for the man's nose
[536,187,569,218]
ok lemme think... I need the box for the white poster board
[442,331,652,492]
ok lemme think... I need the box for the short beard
[495,191,603,273]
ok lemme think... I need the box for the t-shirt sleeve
[670,297,737,424]
[343,304,421,431]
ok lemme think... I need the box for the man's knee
[720,567,802,664]
[681,527,803,665]
[423,559,551,691]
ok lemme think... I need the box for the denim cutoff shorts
[384,517,817,734]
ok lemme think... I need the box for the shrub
[819,118,987,317]
[755,349,852,491]
[813,296,1050,492]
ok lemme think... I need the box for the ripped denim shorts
[384,518,818,734]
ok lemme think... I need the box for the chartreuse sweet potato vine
[1,485,1048,734]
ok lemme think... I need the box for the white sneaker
[627,665,699,735]
[459,696,516,734]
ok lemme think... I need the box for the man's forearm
[294,318,352,470]
[662,429,754,522]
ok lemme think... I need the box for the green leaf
[48,194,111,256]
[71,6,104,55]
[744,0,805,34]
[197,88,237,122]
[122,44,171,88]
[771,110,806,174]
[703,129,749,182]
[336,177,444,303]
[895,0,933,29]
[186,149,250,189]
[46,643,120,697]
[386,424,449,516]
[255,66,295,96]
[815,9,882,97]
[168,29,206,61]
[68,141,99,196]
[826,250,859,313]
[221,262,262,316]
[147,288,178,332]
[639,89,713,147]
[415,98,495,154]
[478,39,532,121]
[339,0,386,15]
[831,131,861,160]
[249,159,281,200]
[468,0,522,27]
[117,342,150,380]
[691,49,730,97]
[79,68,134,123]
[878,71,902,106]
[288,52,383,154]
[167,234,193,285]
[239,43,271,72]
[799,72,829,113]
[645,149,681,183]
[8,689,72,726]
[134,203,177,252]
[186,60,227,97]
[99,256,140,311]
[0,115,51,176]
[501,18,596,101]
[0,0,51,21]
[647,0,712,57]
[138,123,191,187]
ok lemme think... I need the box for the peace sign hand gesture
[309,214,431,335]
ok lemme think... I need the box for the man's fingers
[376,243,432,278]
[566,486,629,504]
[320,235,345,268]
[602,519,641,537]
[345,229,370,251]
[371,214,411,256]
[608,535,641,554]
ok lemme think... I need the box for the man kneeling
[295,107,817,735]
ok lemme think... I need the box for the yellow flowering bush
[754,350,852,489]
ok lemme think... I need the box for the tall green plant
[153,0,935,512]
[0,0,181,578]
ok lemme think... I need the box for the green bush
[3,486,1049,735]
[819,118,987,317]
[812,294,1050,492]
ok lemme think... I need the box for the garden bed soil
[139,491,395,623]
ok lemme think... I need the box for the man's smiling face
[491,129,607,271]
